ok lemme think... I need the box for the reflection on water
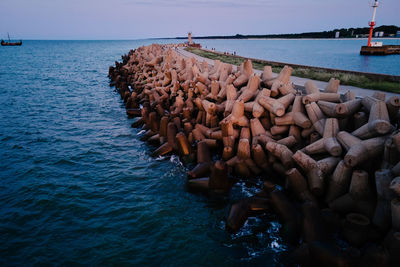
[361,54,371,71]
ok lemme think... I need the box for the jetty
[177,47,400,97]
[109,43,400,266]
[360,45,400,55]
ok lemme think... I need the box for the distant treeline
[175,25,399,39]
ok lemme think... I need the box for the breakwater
[185,47,400,93]
[195,47,400,83]
[110,43,400,266]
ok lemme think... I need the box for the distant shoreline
[171,25,400,40]
[187,37,400,41]
[10,37,400,41]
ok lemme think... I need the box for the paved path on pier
[176,47,398,98]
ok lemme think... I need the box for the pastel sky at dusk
[0,0,399,40]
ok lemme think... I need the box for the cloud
[124,0,277,8]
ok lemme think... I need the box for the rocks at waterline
[109,43,400,266]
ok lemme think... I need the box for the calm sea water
[0,39,398,266]
[198,38,400,75]
[0,40,289,266]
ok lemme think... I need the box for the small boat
[1,33,22,46]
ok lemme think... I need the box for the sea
[0,39,398,266]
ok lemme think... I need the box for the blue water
[199,38,400,75]
[0,40,289,266]
[1,38,398,265]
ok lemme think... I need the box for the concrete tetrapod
[109,44,400,266]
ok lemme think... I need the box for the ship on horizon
[1,33,22,46]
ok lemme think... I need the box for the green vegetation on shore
[176,25,399,39]
[185,47,400,93]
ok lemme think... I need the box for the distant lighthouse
[185,32,201,48]
[367,0,379,47]
[188,32,193,45]
[360,1,400,55]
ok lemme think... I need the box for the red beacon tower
[367,0,379,47]
[360,0,400,55]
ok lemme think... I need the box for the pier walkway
[176,47,398,98]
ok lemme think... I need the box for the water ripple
[0,40,285,266]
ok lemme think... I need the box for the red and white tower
[367,0,379,47]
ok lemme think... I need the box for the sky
[0,0,399,40]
